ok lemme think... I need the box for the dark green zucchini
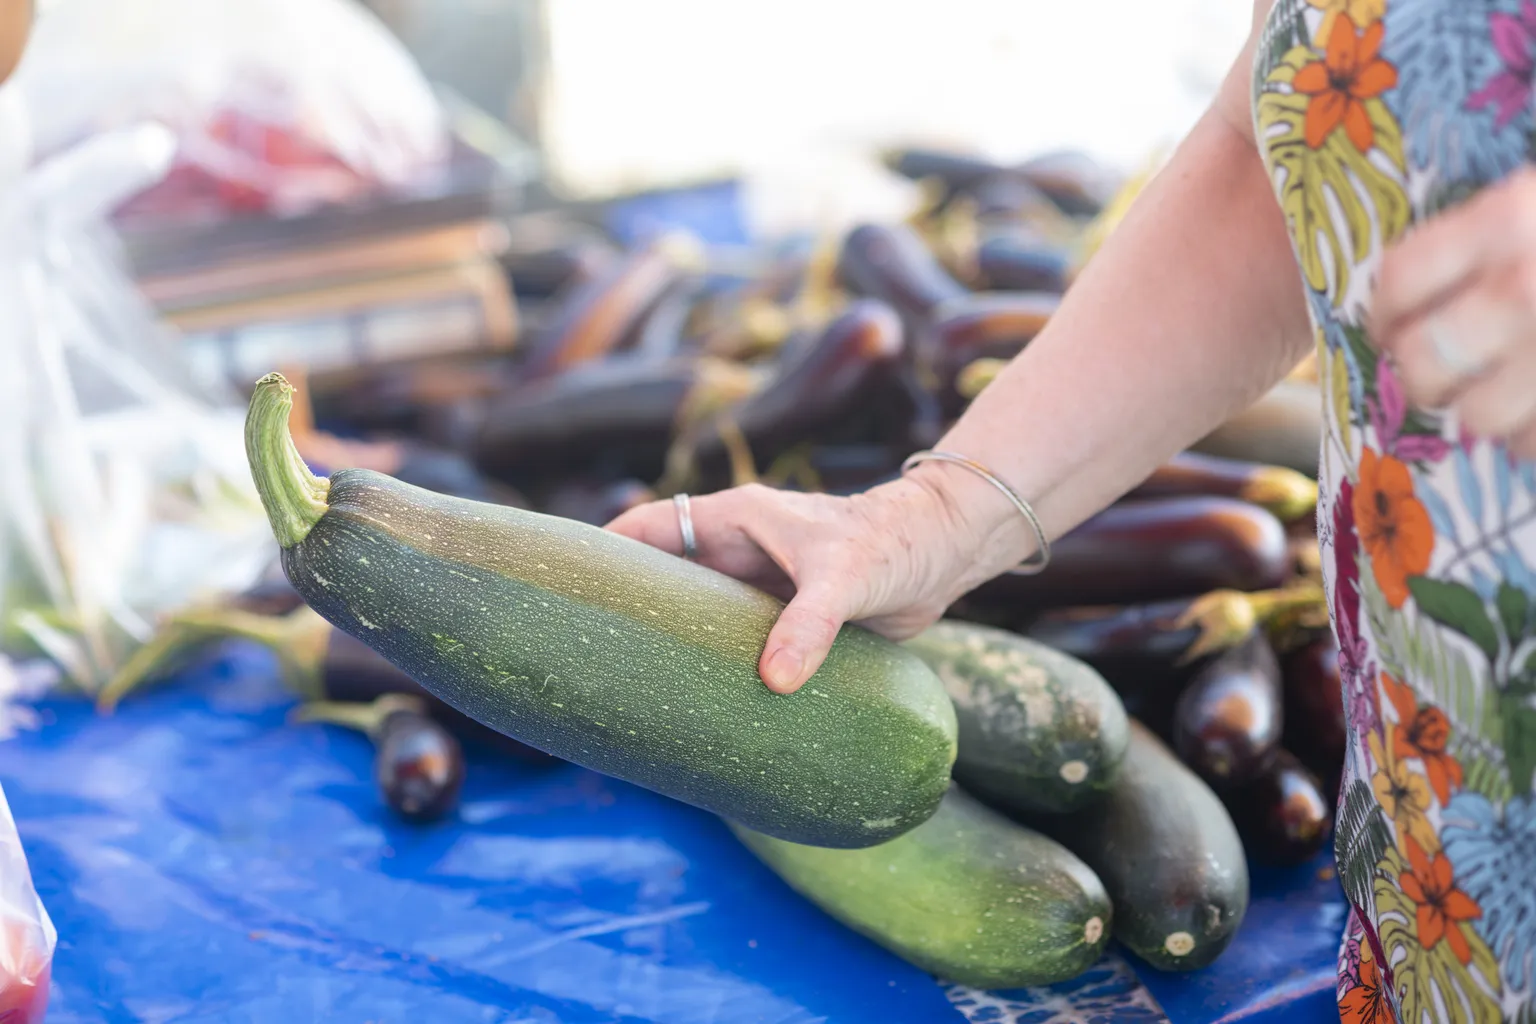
[1019,721,1249,971]
[732,785,1111,988]
[246,373,958,848]
[904,621,1128,814]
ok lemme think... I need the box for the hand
[1373,167,1536,457]
[605,471,1031,694]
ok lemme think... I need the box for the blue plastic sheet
[0,645,1346,1023]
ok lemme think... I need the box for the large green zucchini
[244,373,957,848]
[733,785,1111,988]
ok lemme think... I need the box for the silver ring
[673,493,698,561]
[1427,318,1486,376]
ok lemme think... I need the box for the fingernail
[763,648,803,692]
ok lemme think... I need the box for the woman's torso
[1252,1,1536,1020]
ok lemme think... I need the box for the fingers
[1454,344,1536,442]
[759,580,851,695]
[1373,168,1536,340]
[605,500,687,556]
[1385,266,1525,407]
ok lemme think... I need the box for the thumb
[759,581,849,695]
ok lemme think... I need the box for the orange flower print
[1339,942,1391,1024]
[1293,15,1399,151]
[1352,447,1434,609]
[1399,836,1483,965]
[1381,673,1463,805]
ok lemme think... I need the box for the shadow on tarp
[0,644,1344,1024]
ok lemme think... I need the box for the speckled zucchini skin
[905,621,1128,814]
[732,785,1111,988]
[1021,722,1249,971]
[281,469,957,848]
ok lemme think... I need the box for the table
[0,645,1346,1023]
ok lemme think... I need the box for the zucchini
[245,373,958,848]
[732,785,1111,988]
[905,621,1127,815]
[1021,721,1249,971]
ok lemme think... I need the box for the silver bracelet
[900,449,1051,575]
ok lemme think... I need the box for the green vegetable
[732,785,1111,988]
[1020,721,1249,971]
[244,372,957,848]
[905,620,1128,814]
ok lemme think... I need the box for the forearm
[917,103,1312,583]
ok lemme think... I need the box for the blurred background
[0,0,1256,705]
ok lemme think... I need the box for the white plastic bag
[11,0,449,221]
[0,783,53,1024]
[0,114,277,693]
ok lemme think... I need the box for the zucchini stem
[245,373,329,549]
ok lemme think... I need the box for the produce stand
[6,646,1344,1024]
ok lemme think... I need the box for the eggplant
[1192,381,1323,477]
[627,275,706,360]
[688,300,907,486]
[1172,633,1284,790]
[502,235,620,301]
[800,444,905,495]
[474,355,760,486]
[835,223,968,337]
[519,235,700,380]
[973,233,1071,293]
[1015,151,1121,218]
[1128,451,1318,524]
[882,147,1012,193]
[296,695,467,823]
[1281,640,1346,796]
[929,292,1058,412]
[1223,749,1333,865]
[970,496,1290,612]
[540,478,657,526]
[309,357,516,437]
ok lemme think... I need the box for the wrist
[870,457,1041,596]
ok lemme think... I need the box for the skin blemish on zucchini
[310,571,333,588]
[358,557,369,565]
[1084,917,1104,944]
[1163,932,1196,957]
[1059,760,1089,784]
[862,817,899,830]
[355,614,382,631]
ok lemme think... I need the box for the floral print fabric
[1254,1,1536,1020]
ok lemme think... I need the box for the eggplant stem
[1239,467,1320,524]
[96,623,205,713]
[716,415,759,488]
[292,694,426,739]
[167,605,330,701]
[1173,590,1259,665]
[246,373,329,549]
[956,358,1007,400]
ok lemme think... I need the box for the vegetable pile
[109,146,1342,990]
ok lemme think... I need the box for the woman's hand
[605,470,1033,694]
[1373,167,1536,456]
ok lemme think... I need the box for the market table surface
[0,645,1346,1023]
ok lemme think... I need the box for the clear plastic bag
[11,0,449,223]
[0,783,53,1024]
[0,111,277,693]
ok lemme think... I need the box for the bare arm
[609,10,1317,693]
[923,27,1312,586]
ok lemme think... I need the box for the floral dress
[1252,1,1536,1021]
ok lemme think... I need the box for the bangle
[900,449,1051,575]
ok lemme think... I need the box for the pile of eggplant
[109,145,1341,863]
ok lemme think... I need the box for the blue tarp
[0,644,1345,1023]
